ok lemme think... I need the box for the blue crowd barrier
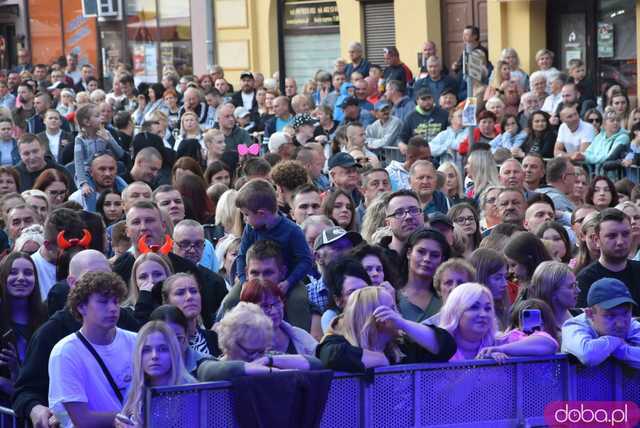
[0,406,23,428]
[146,355,640,427]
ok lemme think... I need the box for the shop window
[126,0,192,84]
[597,0,637,95]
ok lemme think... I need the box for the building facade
[11,0,640,98]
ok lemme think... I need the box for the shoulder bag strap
[75,331,124,403]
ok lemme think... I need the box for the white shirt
[31,249,57,301]
[0,140,13,165]
[48,328,137,428]
[46,130,62,162]
[556,120,596,154]
[241,91,254,111]
[541,93,562,115]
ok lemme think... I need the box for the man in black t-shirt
[577,208,640,316]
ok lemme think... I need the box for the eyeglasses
[235,341,266,361]
[387,206,422,219]
[175,240,205,250]
[454,216,475,224]
[588,117,602,124]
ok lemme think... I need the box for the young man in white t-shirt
[48,271,136,428]
[554,105,596,161]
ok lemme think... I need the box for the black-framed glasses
[587,117,602,124]
[175,240,205,250]
[454,216,475,224]
[387,206,421,219]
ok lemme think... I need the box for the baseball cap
[233,106,251,119]
[314,226,363,251]
[339,96,360,109]
[291,113,315,130]
[328,152,360,170]
[267,132,289,153]
[587,278,637,309]
[240,71,254,80]
[417,88,433,99]
[374,100,391,111]
[428,212,453,229]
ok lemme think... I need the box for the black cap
[339,96,360,109]
[240,71,254,79]
[314,227,363,251]
[328,152,361,170]
[417,88,434,99]
[428,212,453,229]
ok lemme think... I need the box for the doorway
[441,0,487,71]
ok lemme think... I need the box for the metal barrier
[146,356,640,427]
[0,406,23,428]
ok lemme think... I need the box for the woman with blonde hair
[360,192,389,243]
[527,261,579,330]
[465,149,500,201]
[616,201,640,260]
[214,189,244,239]
[484,60,510,101]
[117,321,194,427]
[499,48,528,92]
[316,287,456,372]
[438,283,558,362]
[174,111,203,154]
[437,161,464,203]
[123,253,174,312]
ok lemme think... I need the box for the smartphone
[115,414,135,425]
[521,309,542,335]
[1,329,15,349]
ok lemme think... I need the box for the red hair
[239,279,285,304]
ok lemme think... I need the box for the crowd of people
[0,25,639,428]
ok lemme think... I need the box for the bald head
[68,249,111,288]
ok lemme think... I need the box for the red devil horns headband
[57,229,92,250]
[137,234,173,255]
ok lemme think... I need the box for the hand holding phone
[521,309,542,335]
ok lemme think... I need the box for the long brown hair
[0,252,47,338]
[175,174,215,224]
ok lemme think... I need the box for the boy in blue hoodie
[235,178,313,293]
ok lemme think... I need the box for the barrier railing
[146,355,640,427]
[0,406,23,428]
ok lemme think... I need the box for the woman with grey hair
[197,302,322,381]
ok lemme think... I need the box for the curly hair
[270,160,309,192]
[68,271,127,321]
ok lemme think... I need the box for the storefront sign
[598,22,614,58]
[284,1,339,30]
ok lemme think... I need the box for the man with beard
[577,208,640,316]
[497,187,526,227]
[69,152,127,211]
[379,189,425,266]
[12,83,36,132]
[231,71,258,122]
